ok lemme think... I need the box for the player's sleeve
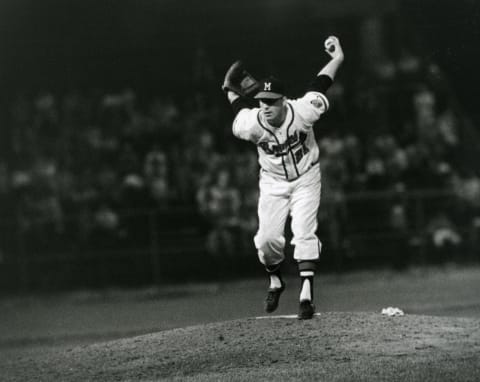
[232,108,264,143]
[290,91,329,128]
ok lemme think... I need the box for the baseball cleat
[298,300,315,320]
[264,282,285,313]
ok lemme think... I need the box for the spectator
[453,169,480,259]
[426,212,462,263]
[144,145,171,207]
[237,187,259,257]
[91,203,123,250]
[197,168,241,257]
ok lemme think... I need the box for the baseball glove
[221,60,260,97]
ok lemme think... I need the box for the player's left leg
[290,166,322,319]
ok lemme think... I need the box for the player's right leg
[263,263,286,313]
[254,173,290,313]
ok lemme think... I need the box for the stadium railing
[0,189,478,291]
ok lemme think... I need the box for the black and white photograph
[1,0,480,380]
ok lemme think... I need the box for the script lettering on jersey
[258,132,309,159]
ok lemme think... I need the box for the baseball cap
[254,76,285,100]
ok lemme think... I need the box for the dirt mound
[4,312,480,381]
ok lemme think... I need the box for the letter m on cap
[264,82,271,91]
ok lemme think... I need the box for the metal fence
[0,190,478,291]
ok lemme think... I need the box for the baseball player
[222,36,344,319]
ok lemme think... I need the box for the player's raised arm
[222,60,264,143]
[318,36,344,79]
[308,36,345,95]
[222,60,260,116]
[291,36,344,126]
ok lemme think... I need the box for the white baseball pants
[254,164,322,268]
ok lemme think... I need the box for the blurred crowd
[0,51,479,264]
[317,53,480,263]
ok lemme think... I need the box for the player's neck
[268,106,287,127]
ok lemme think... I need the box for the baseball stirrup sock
[300,271,314,301]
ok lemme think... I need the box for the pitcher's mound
[5,312,480,381]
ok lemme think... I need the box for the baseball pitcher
[222,36,344,319]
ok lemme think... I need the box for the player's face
[259,97,286,126]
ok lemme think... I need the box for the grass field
[2,264,480,381]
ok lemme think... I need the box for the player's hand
[227,90,240,103]
[324,36,344,61]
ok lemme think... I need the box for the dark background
[1,0,479,112]
[0,0,479,290]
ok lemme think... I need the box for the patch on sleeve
[310,96,324,108]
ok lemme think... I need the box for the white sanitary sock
[300,278,312,301]
[299,270,314,301]
[269,274,282,289]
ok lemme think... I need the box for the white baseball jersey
[232,91,329,180]
[232,90,329,266]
